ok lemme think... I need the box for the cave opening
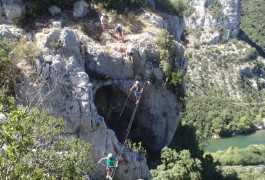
[94,84,160,168]
[94,85,141,144]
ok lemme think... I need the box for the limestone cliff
[0,1,187,179]
[185,0,240,44]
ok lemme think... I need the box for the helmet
[135,81,139,84]
[108,153,113,158]
[117,23,121,27]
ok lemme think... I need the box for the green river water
[204,129,265,152]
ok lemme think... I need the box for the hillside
[182,0,265,139]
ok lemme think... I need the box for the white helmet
[135,81,139,84]
[108,153,113,158]
[117,23,121,27]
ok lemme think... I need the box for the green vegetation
[125,139,147,157]
[182,96,264,138]
[12,38,41,64]
[0,38,41,94]
[155,29,184,94]
[156,0,194,17]
[151,147,202,180]
[0,94,93,179]
[221,166,265,180]
[27,0,90,17]
[207,0,223,19]
[240,0,265,53]
[0,39,16,92]
[184,41,265,138]
[169,122,222,179]
[100,0,144,11]
[208,145,265,166]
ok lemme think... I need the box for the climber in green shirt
[98,153,118,180]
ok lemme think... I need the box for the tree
[151,147,202,180]
[0,38,16,92]
[0,95,94,179]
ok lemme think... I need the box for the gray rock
[0,113,7,121]
[153,68,163,81]
[16,28,153,180]
[185,0,240,42]
[52,21,62,28]
[0,24,23,39]
[145,0,156,8]
[2,0,26,22]
[73,0,89,17]
[48,5,61,16]
[142,11,185,40]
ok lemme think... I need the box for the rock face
[143,11,185,41]
[48,5,62,16]
[0,0,26,23]
[84,30,185,150]
[9,26,152,180]
[73,0,89,17]
[185,0,240,43]
[0,24,23,39]
[0,2,187,179]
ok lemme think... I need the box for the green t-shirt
[106,157,115,167]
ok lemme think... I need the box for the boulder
[0,24,23,39]
[0,113,7,121]
[48,5,61,16]
[73,0,89,17]
[2,0,26,22]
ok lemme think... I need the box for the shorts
[134,91,141,97]
[107,167,114,174]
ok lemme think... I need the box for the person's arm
[98,157,107,164]
[130,85,135,91]
[115,160,119,167]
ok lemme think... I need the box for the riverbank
[204,129,265,152]
[219,165,265,180]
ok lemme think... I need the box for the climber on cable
[130,81,143,104]
[98,153,118,180]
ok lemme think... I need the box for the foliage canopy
[0,95,94,179]
[151,147,202,180]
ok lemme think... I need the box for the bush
[100,0,145,11]
[209,145,265,166]
[0,38,16,92]
[0,95,94,179]
[12,38,41,64]
[207,0,223,19]
[125,139,147,157]
[27,0,90,18]
[170,70,184,86]
[156,0,190,17]
[151,147,202,180]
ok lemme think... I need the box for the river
[204,129,265,152]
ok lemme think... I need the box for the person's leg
[106,168,110,178]
[108,168,113,179]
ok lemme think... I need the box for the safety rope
[110,78,148,179]
[90,64,144,180]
